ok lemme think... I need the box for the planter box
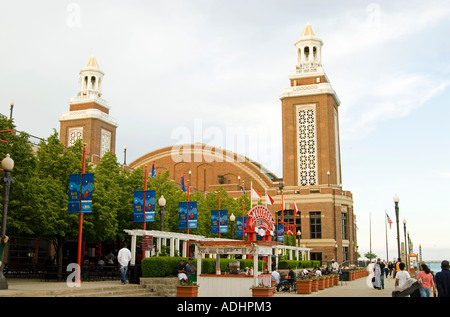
[177,285,199,297]
[296,280,312,294]
[327,276,334,287]
[251,287,275,297]
[311,278,319,292]
[318,277,326,290]
[324,276,330,288]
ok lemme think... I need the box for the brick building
[59,24,357,264]
[128,24,357,264]
[59,56,118,164]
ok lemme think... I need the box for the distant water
[425,262,443,274]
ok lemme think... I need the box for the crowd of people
[367,257,450,297]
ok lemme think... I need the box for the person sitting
[278,267,296,291]
[314,267,322,277]
[177,259,188,283]
[185,258,197,282]
[271,267,281,291]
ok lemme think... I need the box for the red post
[186,176,190,256]
[218,192,221,238]
[242,200,245,241]
[142,165,148,260]
[76,144,87,283]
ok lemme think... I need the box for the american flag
[386,213,393,229]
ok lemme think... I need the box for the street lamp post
[158,195,166,231]
[403,218,408,271]
[393,194,401,260]
[297,230,301,248]
[230,213,236,239]
[0,153,14,290]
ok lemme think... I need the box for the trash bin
[342,271,350,281]
[128,264,141,284]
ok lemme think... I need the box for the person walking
[435,260,450,297]
[373,258,382,290]
[379,259,386,289]
[117,242,131,285]
[388,261,394,278]
[395,262,410,289]
[416,263,436,297]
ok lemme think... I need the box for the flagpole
[265,189,267,208]
[250,180,253,208]
[385,210,389,261]
[369,212,372,254]
[142,165,148,261]
[242,180,245,241]
[186,173,190,257]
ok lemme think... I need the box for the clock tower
[59,56,118,164]
[280,23,342,189]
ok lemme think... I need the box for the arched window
[91,76,96,90]
[304,46,310,61]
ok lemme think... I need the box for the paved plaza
[0,273,396,297]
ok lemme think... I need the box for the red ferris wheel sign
[245,205,275,237]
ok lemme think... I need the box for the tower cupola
[294,23,323,70]
[79,56,104,98]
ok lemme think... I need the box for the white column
[274,246,279,268]
[170,237,175,257]
[130,234,137,265]
[253,255,258,287]
[156,237,161,256]
[182,240,187,257]
[175,238,180,256]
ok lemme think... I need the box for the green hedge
[277,260,321,270]
[141,257,265,277]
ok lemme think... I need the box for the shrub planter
[324,276,330,288]
[311,278,319,292]
[318,277,326,290]
[334,275,339,286]
[296,279,312,294]
[328,276,334,287]
[177,285,199,297]
[251,287,275,297]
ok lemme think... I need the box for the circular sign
[245,205,275,236]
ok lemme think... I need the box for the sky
[1,0,449,261]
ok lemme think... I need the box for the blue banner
[276,224,284,242]
[211,210,227,233]
[68,173,94,213]
[236,216,247,238]
[133,190,156,222]
[178,201,197,229]
[80,173,94,213]
[68,174,81,213]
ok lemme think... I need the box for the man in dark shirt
[435,260,450,297]
[177,259,188,283]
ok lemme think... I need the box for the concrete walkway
[0,274,396,297]
[274,275,395,297]
[0,278,123,297]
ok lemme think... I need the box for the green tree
[0,114,38,238]
[31,131,91,277]
[364,251,377,261]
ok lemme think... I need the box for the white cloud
[316,2,450,140]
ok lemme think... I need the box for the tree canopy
[0,113,254,248]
